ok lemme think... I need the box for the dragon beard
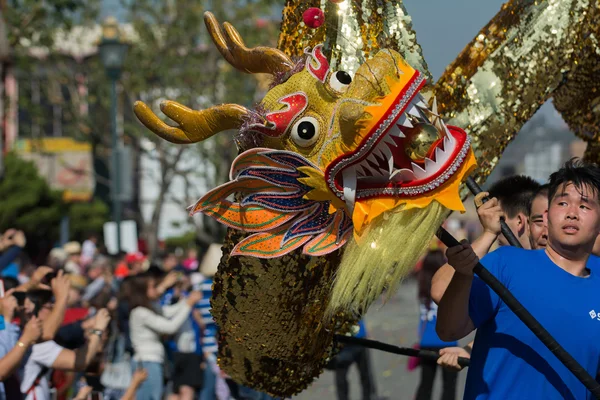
[329,201,446,315]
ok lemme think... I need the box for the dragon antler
[133,100,249,144]
[134,12,294,144]
[204,11,294,75]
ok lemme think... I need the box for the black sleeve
[0,246,22,271]
[54,321,86,349]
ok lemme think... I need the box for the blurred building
[485,102,583,186]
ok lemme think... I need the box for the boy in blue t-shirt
[438,159,600,399]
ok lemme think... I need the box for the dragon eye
[329,71,352,93]
[291,117,320,147]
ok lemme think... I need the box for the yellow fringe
[327,201,447,317]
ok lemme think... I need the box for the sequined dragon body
[134,12,475,396]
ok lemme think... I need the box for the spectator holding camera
[127,272,201,400]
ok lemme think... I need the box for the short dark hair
[528,184,550,216]
[26,289,54,306]
[548,158,600,203]
[489,175,541,218]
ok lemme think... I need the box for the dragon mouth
[325,73,470,213]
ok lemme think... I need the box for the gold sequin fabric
[435,0,600,184]
[212,229,357,397]
[212,0,600,395]
[278,0,431,80]
[279,0,600,183]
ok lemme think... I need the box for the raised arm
[41,271,71,341]
[136,292,201,335]
[432,193,502,304]
[0,317,43,380]
[52,309,110,372]
[436,241,479,342]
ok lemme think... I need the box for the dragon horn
[133,100,249,144]
[204,11,294,75]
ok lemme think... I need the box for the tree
[2,0,101,142]
[0,153,65,259]
[119,0,282,256]
[68,199,109,241]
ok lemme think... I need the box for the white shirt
[129,300,191,363]
[81,240,97,264]
[21,341,63,400]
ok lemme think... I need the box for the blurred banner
[14,137,94,202]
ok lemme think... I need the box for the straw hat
[48,247,68,264]
[63,242,82,255]
[68,274,88,291]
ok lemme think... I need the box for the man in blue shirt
[437,159,600,399]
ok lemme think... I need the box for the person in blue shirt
[415,246,459,400]
[435,178,547,370]
[437,159,600,400]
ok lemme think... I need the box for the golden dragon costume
[134,12,475,396]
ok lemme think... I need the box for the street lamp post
[99,17,128,253]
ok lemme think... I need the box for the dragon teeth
[411,162,428,180]
[387,123,405,138]
[342,169,357,214]
[444,125,456,145]
[360,165,373,177]
[383,135,397,147]
[390,168,416,182]
[366,156,386,176]
[376,145,394,174]
[398,118,413,130]
[435,146,450,166]
[407,104,422,119]
[424,157,438,173]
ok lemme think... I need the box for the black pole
[465,176,522,248]
[334,335,470,368]
[435,226,600,398]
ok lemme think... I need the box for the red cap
[125,252,146,264]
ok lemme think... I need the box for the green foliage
[118,0,283,250]
[0,153,65,239]
[164,231,197,251]
[7,0,102,143]
[5,0,100,50]
[68,199,109,241]
[0,154,109,248]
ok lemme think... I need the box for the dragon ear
[204,11,294,76]
[133,100,249,144]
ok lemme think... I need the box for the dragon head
[134,11,475,311]
[134,12,476,395]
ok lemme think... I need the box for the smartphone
[0,280,4,298]
[41,271,57,286]
[136,360,144,370]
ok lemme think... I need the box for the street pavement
[293,278,471,400]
